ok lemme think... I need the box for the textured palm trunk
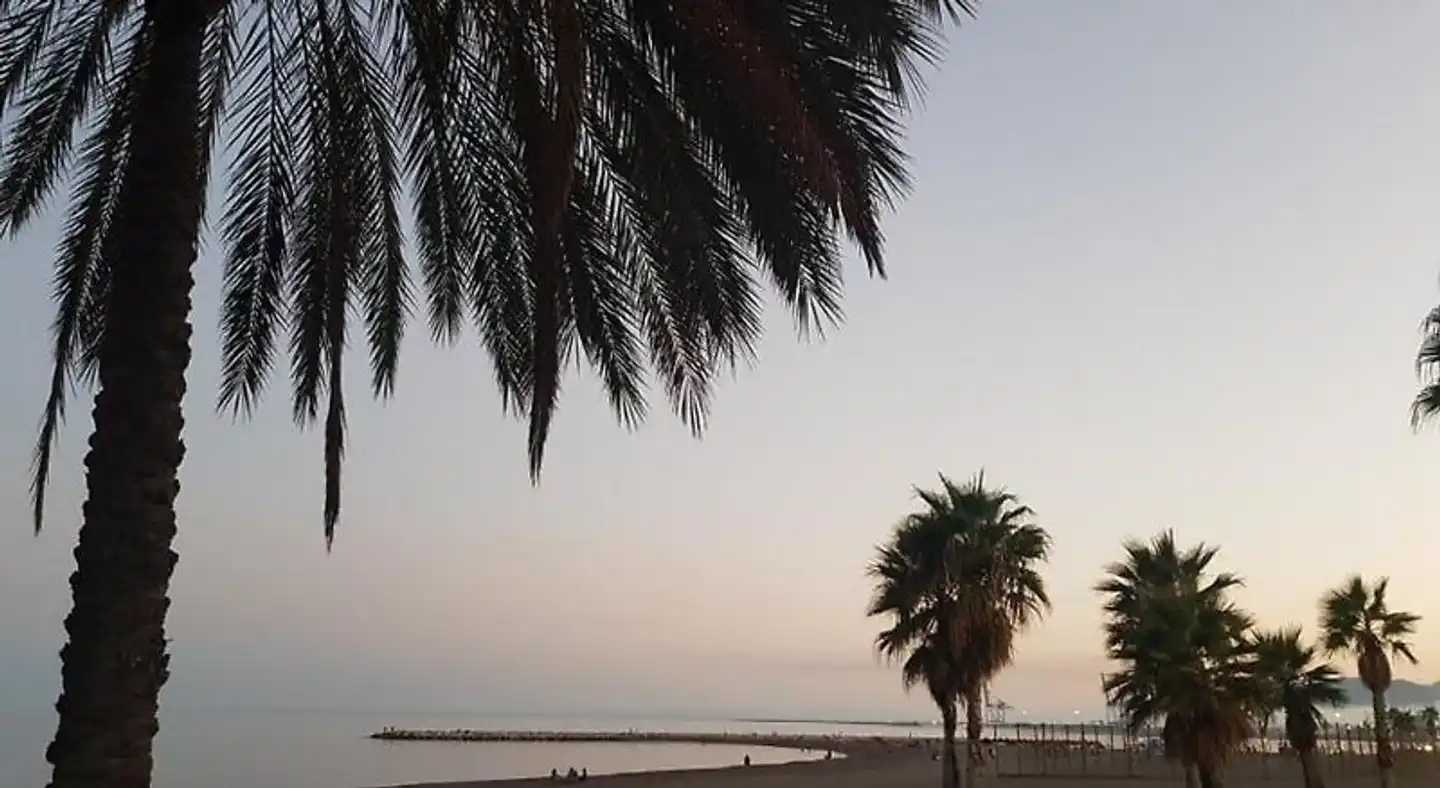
[44,3,213,787]
[1372,691,1396,788]
[1197,760,1224,788]
[940,701,959,788]
[964,687,983,788]
[1297,747,1326,788]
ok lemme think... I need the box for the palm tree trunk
[941,700,960,788]
[1183,763,1199,788]
[44,3,216,787]
[1197,760,1224,788]
[964,687,983,788]
[1297,747,1326,788]
[1372,691,1396,788]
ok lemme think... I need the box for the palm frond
[196,1,239,197]
[0,0,59,117]
[18,0,969,543]
[218,2,301,417]
[28,7,149,533]
[0,0,134,232]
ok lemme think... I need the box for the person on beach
[743,754,751,766]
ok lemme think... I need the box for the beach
[387,749,1424,788]
[375,730,1438,788]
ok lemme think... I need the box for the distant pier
[368,729,902,758]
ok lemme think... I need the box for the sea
[0,709,890,788]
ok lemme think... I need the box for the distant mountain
[1338,678,1440,709]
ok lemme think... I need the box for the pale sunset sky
[3,2,1440,722]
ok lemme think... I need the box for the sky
[4,2,1440,724]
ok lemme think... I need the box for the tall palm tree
[1319,576,1421,788]
[3,2,973,785]
[1098,532,1257,788]
[867,472,1051,788]
[870,526,965,788]
[1251,627,1347,788]
[943,475,1051,788]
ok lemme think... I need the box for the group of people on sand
[549,753,762,781]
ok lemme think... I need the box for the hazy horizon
[4,2,1440,725]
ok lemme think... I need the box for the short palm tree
[3,2,971,785]
[1319,576,1421,788]
[1098,533,1256,788]
[1251,627,1347,788]
[867,472,1051,788]
[1422,706,1439,742]
[1388,709,1420,749]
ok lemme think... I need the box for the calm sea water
[0,709,862,788]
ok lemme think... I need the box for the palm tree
[1422,705,1439,743]
[867,472,1051,788]
[1319,576,1422,788]
[1388,708,1420,750]
[870,528,965,788]
[4,3,972,785]
[944,475,1051,788]
[1251,627,1347,788]
[1098,532,1257,788]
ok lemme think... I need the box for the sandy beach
[376,731,1436,788]
[385,750,1419,788]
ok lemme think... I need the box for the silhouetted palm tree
[1422,705,1439,742]
[1098,532,1257,788]
[1411,302,1440,428]
[1096,530,1242,654]
[3,2,972,785]
[1251,627,1346,788]
[868,472,1051,788]
[870,522,965,788]
[1320,576,1421,788]
[944,475,1051,788]
[1388,708,1420,750]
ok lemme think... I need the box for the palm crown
[1095,530,1243,655]
[1318,575,1420,694]
[1098,532,1259,781]
[1249,627,1346,753]
[6,0,971,541]
[868,473,1051,676]
[1412,302,1440,428]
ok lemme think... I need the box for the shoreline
[369,730,925,788]
[367,730,1428,788]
